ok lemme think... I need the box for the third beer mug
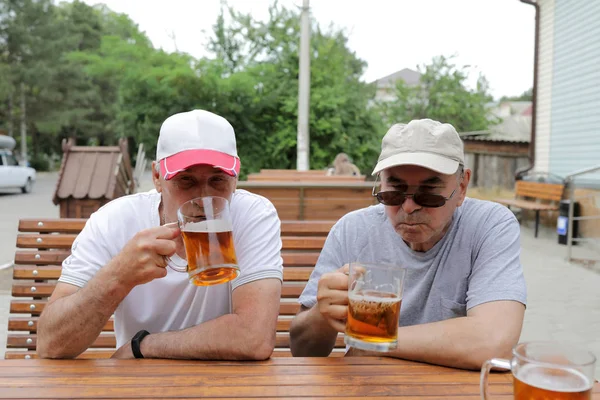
[344,262,406,352]
[480,341,596,399]
[166,196,240,286]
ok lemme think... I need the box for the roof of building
[372,68,421,88]
[52,138,135,204]
[461,114,532,143]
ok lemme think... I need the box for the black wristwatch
[131,330,150,359]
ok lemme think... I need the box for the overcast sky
[80,0,536,99]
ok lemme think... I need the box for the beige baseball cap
[372,119,464,176]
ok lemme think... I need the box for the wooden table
[0,357,599,399]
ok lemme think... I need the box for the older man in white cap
[38,110,283,360]
[290,119,526,370]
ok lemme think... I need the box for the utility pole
[296,0,310,171]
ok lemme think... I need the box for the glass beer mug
[480,342,596,400]
[166,196,240,286]
[344,261,406,352]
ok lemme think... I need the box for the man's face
[380,164,470,252]
[152,162,237,225]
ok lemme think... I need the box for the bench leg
[535,210,540,238]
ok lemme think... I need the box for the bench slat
[9,317,296,333]
[11,280,309,299]
[8,318,297,334]
[11,300,303,316]
[18,219,87,233]
[13,265,316,282]
[16,234,78,250]
[280,220,333,236]
[8,317,115,332]
[13,250,321,267]
[18,219,332,235]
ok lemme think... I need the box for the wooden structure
[238,181,377,220]
[52,138,135,218]
[6,218,341,359]
[494,180,565,237]
[4,358,599,398]
[247,169,365,182]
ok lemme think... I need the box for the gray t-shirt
[298,197,527,326]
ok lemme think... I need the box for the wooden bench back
[6,218,343,359]
[514,181,564,202]
[238,182,377,220]
[246,169,365,182]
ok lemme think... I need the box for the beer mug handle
[165,254,188,273]
[480,358,511,399]
[162,222,188,273]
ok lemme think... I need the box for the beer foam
[182,219,232,233]
[349,291,401,304]
[515,364,592,393]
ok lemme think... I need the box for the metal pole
[20,82,28,165]
[296,0,310,171]
[567,180,574,262]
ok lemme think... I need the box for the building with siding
[534,0,600,185]
[532,0,600,239]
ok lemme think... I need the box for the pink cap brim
[160,149,240,180]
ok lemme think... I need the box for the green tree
[379,55,497,133]
[205,2,383,174]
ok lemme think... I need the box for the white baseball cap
[372,119,464,176]
[156,110,241,180]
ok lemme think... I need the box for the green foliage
[378,55,498,133]
[1,1,497,178]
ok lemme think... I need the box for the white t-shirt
[59,189,283,348]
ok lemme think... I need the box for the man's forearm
[289,306,339,357]
[382,317,514,370]
[139,313,276,361]
[37,267,130,359]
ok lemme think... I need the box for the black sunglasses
[372,174,461,208]
[373,188,457,208]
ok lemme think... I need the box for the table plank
[0,358,597,399]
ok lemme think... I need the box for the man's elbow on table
[36,335,81,360]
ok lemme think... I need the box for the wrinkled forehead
[381,165,454,185]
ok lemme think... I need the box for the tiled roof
[52,138,135,204]
[461,115,531,143]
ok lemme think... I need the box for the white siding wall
[550,0,600,184]
[534,0,555,174]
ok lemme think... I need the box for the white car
[0,145,37,194]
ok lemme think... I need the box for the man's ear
[152,161,162,193]
[456,168,471,206]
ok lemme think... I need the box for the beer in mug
[513,364,592,399]
[344,262,406,352]
[347,290,401,344]
[481,342,596,400]
[166,196,240,286]
[181,219,239,286]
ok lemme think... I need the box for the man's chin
[395,224,429,243]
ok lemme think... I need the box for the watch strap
[131,330,150,359]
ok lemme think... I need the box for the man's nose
[401,196,422,214]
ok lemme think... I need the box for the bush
[29,154,51,171]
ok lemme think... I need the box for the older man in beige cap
[290,119,526,370]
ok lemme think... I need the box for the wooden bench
[495,180,565,238]
[238,181,377,220]
[6,218,343,359]
[247,169,365,182]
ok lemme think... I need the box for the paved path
[1,173,598,378]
